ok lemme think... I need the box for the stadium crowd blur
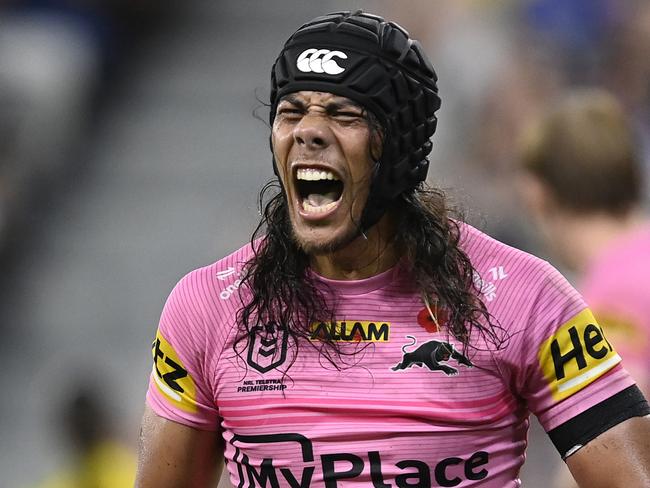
[392,0,650,251]
[0,0,170,258]
[1,0,648,487]
[0,1,169,486]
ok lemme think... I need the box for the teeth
[296,168,340,181]
[302,200,338,214]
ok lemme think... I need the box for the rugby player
[518,89,650,396]
[136,11,650,487]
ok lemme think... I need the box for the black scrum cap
[270,10,441,230]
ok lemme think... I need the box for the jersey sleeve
[510,263,636,433]
[146,271,221,431]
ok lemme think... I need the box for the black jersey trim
[548,385,649,459]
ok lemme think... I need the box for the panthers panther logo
[392,335,473,376]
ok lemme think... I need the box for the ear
[369,126,384,162]
[516,172,556,219]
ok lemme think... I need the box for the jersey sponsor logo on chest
[309,321,390,342]
[231,433,489,487]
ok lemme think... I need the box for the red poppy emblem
[417,304,449,333]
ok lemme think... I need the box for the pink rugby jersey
[580,225,650,394]
[147,224,634,487]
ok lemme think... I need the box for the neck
[550,209,644,273]
[310,214,401,280]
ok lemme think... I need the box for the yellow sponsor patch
[309,320,390,342]
[151,330,198,413]
[538,308,621,401]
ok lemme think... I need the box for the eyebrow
[279,94,364,114]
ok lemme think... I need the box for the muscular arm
[135,405,224,488]
[566,415,650,488]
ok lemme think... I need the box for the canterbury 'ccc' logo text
[297,48,348,75]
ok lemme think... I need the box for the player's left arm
[510,263,650,486]
[565,415,650,487]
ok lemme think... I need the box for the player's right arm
[136,405,224,488]
[137,268,229,487]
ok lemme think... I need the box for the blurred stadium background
[0,0,648,486]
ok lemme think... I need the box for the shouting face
[271,91,381,254]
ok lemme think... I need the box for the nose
[293,113,330,150]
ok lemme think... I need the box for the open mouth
[295,168,344,214]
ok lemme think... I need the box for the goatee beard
[292,225,362,256]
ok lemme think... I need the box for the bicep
[136,404,224,488]
[565,415,650,488]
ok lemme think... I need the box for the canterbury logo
[297,48,347,75]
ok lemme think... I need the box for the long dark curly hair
[234,178,505,369]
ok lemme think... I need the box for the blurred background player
[517,88,649,488]
[31,382,136,488]
[518,89,650,396]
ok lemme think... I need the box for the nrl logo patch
[247,322,289,374]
